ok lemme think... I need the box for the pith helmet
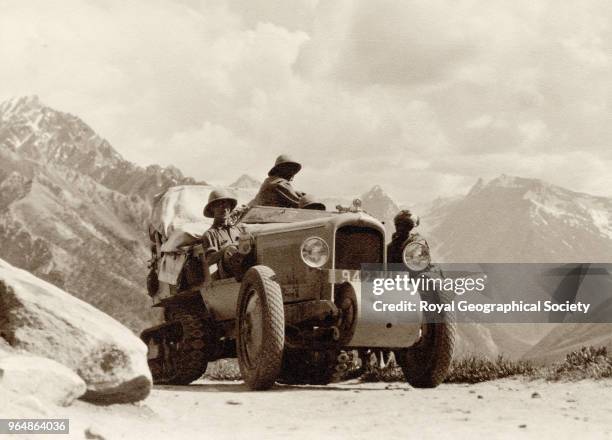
[268,154,302,177]
[203,188,237,218]
[299,194,326,211]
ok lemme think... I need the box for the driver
[387,210,420,264]
[201,189,244,279]
[251,154,306,208]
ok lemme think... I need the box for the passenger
[298,194,326,211]
[201,189,243,279]
[251,154,306,208]
[387,210,420,264]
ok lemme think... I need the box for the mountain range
[1,96,611,360]
[415,176,612,360]
[0,96,206,330]
[422,175,612,263]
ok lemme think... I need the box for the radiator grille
[334,226,383,270]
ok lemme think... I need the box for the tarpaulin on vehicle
[150,185,256,247]
[158,253,187,285]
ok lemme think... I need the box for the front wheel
[396,288,455,388]
[236,266,285,390]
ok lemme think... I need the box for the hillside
[418,176,612,360]
[424,175,612,263]
[0,96,208,330]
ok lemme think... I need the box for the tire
[161,307,210,385]
[278,349,339,385]
[335,284,358,346]
[236,266,285,390]
[396,287,455,388]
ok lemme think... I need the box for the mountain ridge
[0,95,205,201]
[230,174,261,189]
[2,96,611,361]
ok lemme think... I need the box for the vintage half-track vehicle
[141,185,455,390]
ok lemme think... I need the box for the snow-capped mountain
[424,175,612,263]
[0,96,204,201]
[418,176,612,360]
[0,96,206,330]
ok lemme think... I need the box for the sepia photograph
[1,1,611,438]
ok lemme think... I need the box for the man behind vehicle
[202,189,243,279]
[251,154,306,208]
[387,209,421,264]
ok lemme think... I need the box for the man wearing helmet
[251,154,306,208]
[201,189,244,279]
[387,209,421,264]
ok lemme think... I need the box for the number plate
[327,269,361,284]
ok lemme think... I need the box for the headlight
[300,236,329,268]
[402,242,431,271]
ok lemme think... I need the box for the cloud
[295,0,480,86]
[0,0,611,204]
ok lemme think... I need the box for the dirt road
[20,378,612,439]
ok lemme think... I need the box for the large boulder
[0,354,86,406]
[0,259,151,404]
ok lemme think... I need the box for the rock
[0,259,151,404]
[531,392,541,398]
[85,426,107,440]
[226,400,242,405]
[0,354,86,406]
[11,395,50,416]
[0,339,14,356]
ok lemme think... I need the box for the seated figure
[251,155,306,208]
[201,189,244,279]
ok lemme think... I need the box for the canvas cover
[150,185,256,252]
[158,253,187,285]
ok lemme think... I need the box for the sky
[1,0,611,204]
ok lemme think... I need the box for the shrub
[545,346,612,381]
[445,355,536,384]
[204,359,241,381]
[359,363,404,383]
[202,346,612,384]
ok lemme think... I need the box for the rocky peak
[467,177,485,196]
[359,185,400,233]
[230,174,261,189]
[365,184,384,197]
[0,95,43,121]
[485,175,548,192]
[0,95,124,170]
[0,96,204,201]
[361,185,397,207]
